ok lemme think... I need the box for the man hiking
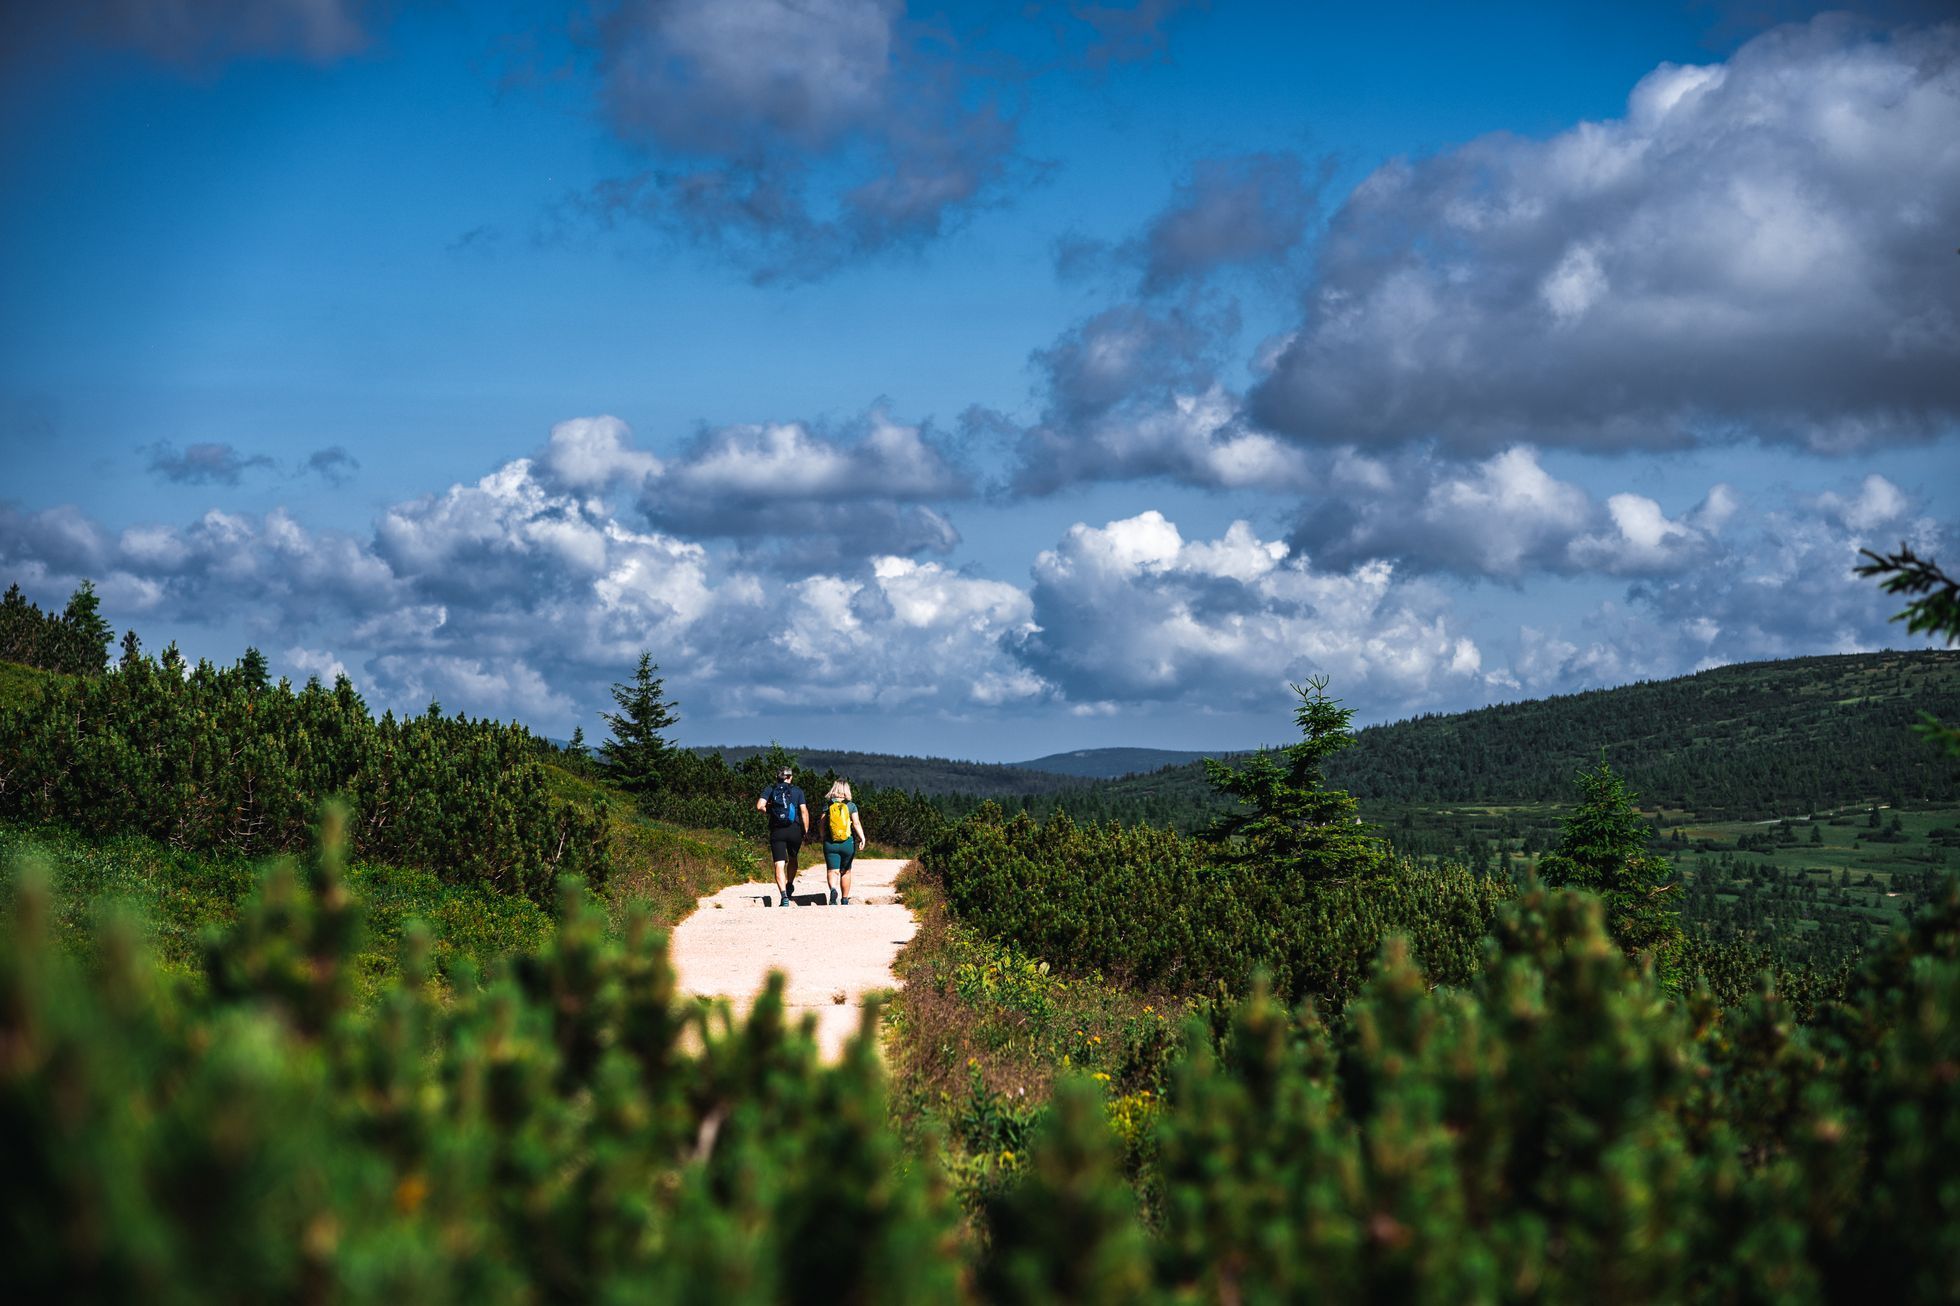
[755,766,809,907]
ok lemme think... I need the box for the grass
[0,765,772,1006]
[0,821,554,1002]
[884,858,1182,1214]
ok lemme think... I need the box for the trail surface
[668,857,917,1061]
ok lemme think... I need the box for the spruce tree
[0,583,35,664]
[58,580,113,675]
[1202,675,1385,882]
[238,646,270,691]
[601,652,680,797]
[1539,759,1682,963]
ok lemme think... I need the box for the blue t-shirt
[763,782,806,827]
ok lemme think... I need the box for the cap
[779,767,793,779]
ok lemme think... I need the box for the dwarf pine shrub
[0,647,608,902]
[5,826,1958,1299]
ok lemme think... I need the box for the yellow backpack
[827,800,852,842]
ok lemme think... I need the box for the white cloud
[1016,512,1489,712]
[1253,18,1960,453]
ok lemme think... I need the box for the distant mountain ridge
[1009,747,1219,778]
[688,746,1092,798]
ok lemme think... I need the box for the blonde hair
[826,780,853,801]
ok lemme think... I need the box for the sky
[1,0,1956,761]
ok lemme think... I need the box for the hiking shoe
[829,888,839,905]
[840,896,851,906]
[778,892,792,907]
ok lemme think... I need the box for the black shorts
[769,826,803,866]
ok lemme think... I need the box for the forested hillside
[1010,746,1216,778]
[1330,650,1959,813]
[955,651,1960,830]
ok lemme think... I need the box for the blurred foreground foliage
[9,814,1959,1300]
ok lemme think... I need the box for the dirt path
[668,856,917,1061]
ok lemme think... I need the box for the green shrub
[0,831,960,1303]
[7,825,1958,1299]
[0,648,607,904]
[922,805,1510,1011]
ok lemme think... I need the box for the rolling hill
[1009,747,1219,778]
[689,746,1093,797]
[1073,649,1960,825]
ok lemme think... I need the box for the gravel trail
[667,856,917,1061]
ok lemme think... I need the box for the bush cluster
[987,879,1960,1302]
[0,647,608,903]
[923,806,1512,1012]
[3,823,956,1303]
[10,825,1957,1300]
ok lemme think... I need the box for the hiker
[755,766,809,907]
[820,781,868,906]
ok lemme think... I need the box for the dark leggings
[769,827,802,869]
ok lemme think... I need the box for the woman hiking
[820,781,868,906]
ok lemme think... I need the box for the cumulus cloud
[566,1,1209,281]
[640,408,969,564]
[0,416,1028,728]
[143,441,276,486]
[573,0,1029,282]
[990,302,1314,495]
[1487,472,1951,697]
[303,446,361,486]
[1250,17,1960,454]
[1063,152,1327,294]
[1014,510,1487,713]
[1295,445,1734,579]
[535,415,661,496]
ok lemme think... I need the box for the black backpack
[766,782,798,825]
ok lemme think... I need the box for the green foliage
[923,806,1508,1012]
[1859,545,1960,756]
[0,580,114,677]
[0,816,560,1004]
[944,878,1960,1301]
[0,645,608,904]
[1202,675,1386,882]
[8,821,1960,1296]
[1,830,963,1303]
[1539,759,1684,964]
[600,652,681,796]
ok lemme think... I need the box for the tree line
[0,616,609,903]
[0,580,114,677]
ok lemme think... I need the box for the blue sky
[2,0,1956,760]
